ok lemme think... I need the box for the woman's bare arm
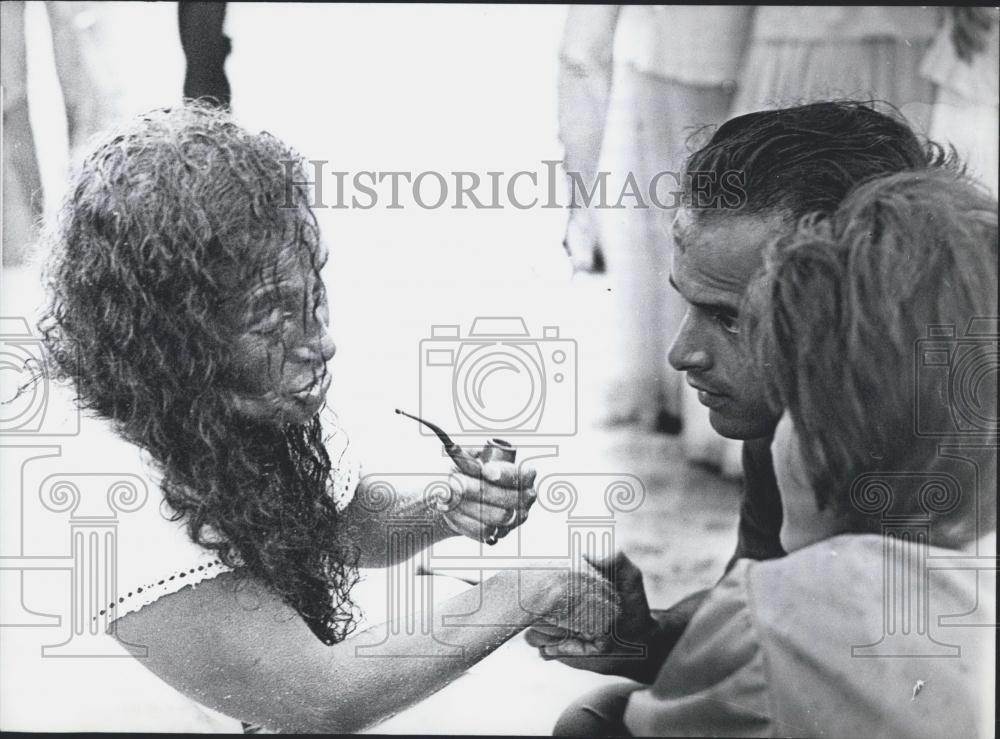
[339,460,536,568]
[113,568,564,733]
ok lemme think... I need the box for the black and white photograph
[0,3,997,735]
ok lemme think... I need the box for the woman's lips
[290,369,332,404]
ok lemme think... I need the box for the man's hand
[441,456,538,542]
[525,550,663,683]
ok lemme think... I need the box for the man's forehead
[672,208,789,296]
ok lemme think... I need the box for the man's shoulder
[743,534,993,653]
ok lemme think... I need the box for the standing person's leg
[643,77,745,473]
[178,1,231,107]
[638,75,736,431]
[596,67,736,433]
[45,1,119,150]
[595,63,662,428]
[1,0,42,266]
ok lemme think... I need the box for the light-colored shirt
[625,533,995,738]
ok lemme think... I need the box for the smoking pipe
[394,409,515,545]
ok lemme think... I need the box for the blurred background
[1,0,997,666]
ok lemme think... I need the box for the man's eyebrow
[669,274,739,313]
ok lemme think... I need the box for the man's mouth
[687,378,728,409]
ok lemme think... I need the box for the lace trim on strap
[101,556,233,624]
[102,440,360,625]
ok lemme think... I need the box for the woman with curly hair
[39,103,616,733]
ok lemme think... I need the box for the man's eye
[713,310,740,335]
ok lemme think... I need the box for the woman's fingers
[453,462,538,509]
[454,498,515,527]
[442,460,537,540]
[453,471,518,508]
[442,508,493,541]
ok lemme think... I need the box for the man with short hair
[527,100,954,734]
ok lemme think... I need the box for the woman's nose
[318,330,337,362]
[292,327,337,363]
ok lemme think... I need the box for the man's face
[224,239,336,425]
[667,208,787,439]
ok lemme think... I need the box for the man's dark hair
[684,100,956,220]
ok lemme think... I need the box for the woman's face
[224,239,336,425]
[773,413,842,552]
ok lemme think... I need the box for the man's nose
[667,315,712,372]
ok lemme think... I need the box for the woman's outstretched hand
[525,550,663,683]
[441,454,538,542]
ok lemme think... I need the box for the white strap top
[99,414,362,625]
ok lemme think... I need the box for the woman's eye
[714,310,740,335]
[251,308,295,335]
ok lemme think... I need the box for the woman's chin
[275,393,328,425]
[230,388,329,426]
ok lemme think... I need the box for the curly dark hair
[40,103,359,644]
